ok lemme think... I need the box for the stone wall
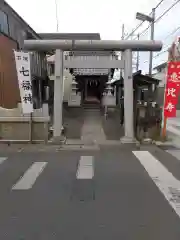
[0,103,50,142]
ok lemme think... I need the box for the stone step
[83,104,101,109]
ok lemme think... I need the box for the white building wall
[152,67,167,87]
[63,69,73,102]
[67,53,114,75]
[47,67,73,102]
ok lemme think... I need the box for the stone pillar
[121,49,135,143]
[53,49,64,142]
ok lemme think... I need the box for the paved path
[81,109,106,144]
[63,107,124,140]
[164,113,180,148]
[0,146,180,239]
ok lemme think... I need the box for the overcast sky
[6,0,160,40]
[6,0,180,74]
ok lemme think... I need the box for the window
[0,10,9,35]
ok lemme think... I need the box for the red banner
[165,82,179,104]
[164,99,177,117]
[167,62,180,88]
[164,61,180,118]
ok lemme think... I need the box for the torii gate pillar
[121,49,135,143]
[53,49,64,142]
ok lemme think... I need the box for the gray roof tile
[38,33,101,40]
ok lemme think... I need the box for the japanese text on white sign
[14,51,33,114]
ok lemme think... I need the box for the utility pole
[55,0,59,32]
[149,8,155,76]
[120,24,125,78]
[119,24,125,123]
[136,34,140,71]
[121,24,125,40]
[135,8,156,75]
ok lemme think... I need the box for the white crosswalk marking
[12,162,47,190]
[0,157,7,164]
[76,156,94,179]
[133,150,180,218]
[166,150,180,161]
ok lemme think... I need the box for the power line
[140,0,180,68]
[125,22,144,40]
[162,26,180,42]
[152,26,180,59]
[138,0,180,37]
[155,0,165,8]
[155,0,180,24]
[149,39,172,60]
[143,50,167,63]
[153,48,168,59]
[125,0,165,39]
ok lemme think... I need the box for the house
[0,0,47,109]
[152,62,167,108]
[41,33,116,106]
[152,62,167,87]
[111,70,160,125]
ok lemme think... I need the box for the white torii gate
[24,39,162,143]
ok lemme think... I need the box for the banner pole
[162,116,167,140]
[29,112,33,143]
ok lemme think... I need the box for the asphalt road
[0,146,180,239]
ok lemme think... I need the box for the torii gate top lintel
[24,39,162,52]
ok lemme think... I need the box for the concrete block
[0,104,50,142]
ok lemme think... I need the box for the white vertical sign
[14,51,33,114]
